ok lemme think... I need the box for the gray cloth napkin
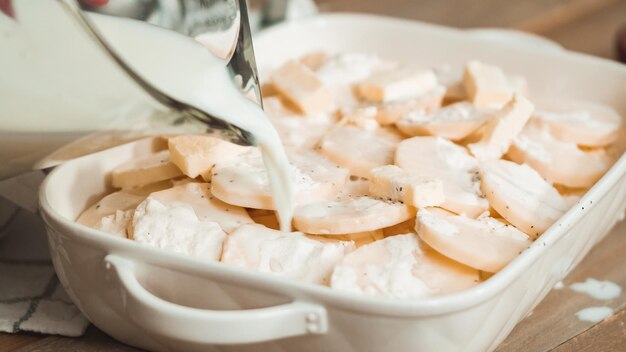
[0,174,89,337]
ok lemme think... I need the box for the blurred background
[68,0,626,61]
[315,0,626,61]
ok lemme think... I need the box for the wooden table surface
[1,0,625,351]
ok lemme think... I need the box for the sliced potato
[77,180,171,228]
[463,60,515,108]
[146,182,253,234]
[270,60,332,115]
[132,198,226,261]
[330,233,480,299]
[319,125,403,178]
[480,159,571,238]
[508,123,610,188]
[309,229,384,248]
[111,150,183,189]
[395,136,488,217]
[369,165,444,208]
[533,99,622,147]
[396,101,494,141]
[93,209,133,238]
[299,51,328,71]
[416,207,531,272]
[375,85,446,124]
[468,94,534,161]
[355,68,438,103]
[221,224,355,285]
[167,135,250,179]
[293,196,415,235]
[211,150,349,210]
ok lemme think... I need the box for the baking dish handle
[104,254,328,344]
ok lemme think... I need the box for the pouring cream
[2,2,294,230]
[94,15,294,231]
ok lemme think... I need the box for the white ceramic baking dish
[39,14,626,352]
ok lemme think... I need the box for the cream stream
[2,2,294,230]
[95,14,295,231]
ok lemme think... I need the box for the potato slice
[270,112,337,150]
[299,51,328,71]
[383,218,416,237]
[433,64,466,104]
[319,125,403,178]
[111,150,183,189]
[77,180,171,228]
[416,208,531,272]
[369,165,444,208]
[335,176,370,200]
[396,101,494,141]
[508,123,610,188]
[221,224,355,285]
[463,60,515,108]
[316,53,392,86]
[309,229,384,248]
[78,191,144,229]
[338,106,380,131]
[132,198,226,261]
[355,68,438,103]
[211,150,349,210]
[533,99,622,147]
[270,60,332,115]
[315,53,397,111]
[167,135,250,179]
[247,208,280,230]
[93,209,133,238]
[146,182,253,233]
[374,85,446,125]
[395,136,488,217]
[431,63,528,105]
[267,95,348,160]
[293,196,415,235]
[480,159,571,238]
[330,233,480,299]
[468,94,534,161]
